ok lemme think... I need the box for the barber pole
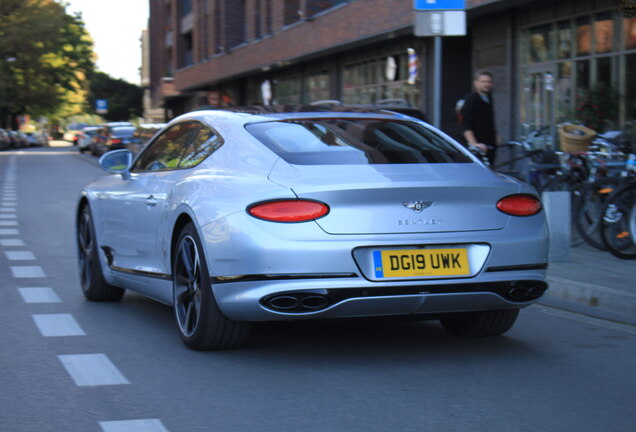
[407,48,418,85]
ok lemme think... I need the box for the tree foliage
[0,0,95,127]
[88,71,143,121]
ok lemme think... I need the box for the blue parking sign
[96,99,108,114]
[414,0,465,9]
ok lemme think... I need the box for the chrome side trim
[212,273,358,284]
[110,265,172,281]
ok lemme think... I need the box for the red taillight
[111,138,122,144]
[496,194,542,216]
[248,200,329,222]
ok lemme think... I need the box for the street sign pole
[434,36,442,128]
[413,0,466,129]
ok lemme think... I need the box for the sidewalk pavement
[540,242,636,326]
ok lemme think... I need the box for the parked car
[129,123,166,154]
[24,131,48,147]
[77,107,548,350]
[8,130,28,148]
[77,127,101,153]
[0,129,10,150]
[90,123,135,156]
[63,130,82,145]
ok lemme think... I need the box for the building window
[254,0,262,38]
[625,17,636,49]
[626,54,636,119]
[225,0,246,50]
[264,0,272,34]
[304,71,330,102]
[529,25,552,63]
[557,21,572,59]
[284,0,301,26]
[576,17,591,57]
[342,51,420,108]
[595,13,614,54]
[274,76,301,104]
[181,31,193,67]
[520,7,634,136]
[306,0,348,17]
[179,0,192,16]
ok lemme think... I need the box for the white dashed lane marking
[10,266,46,278]
[0,214,17,218]
[0,220,18,226]
[32,314,86,337]
[0,228,20,235]
[58,354,130,386]
[5,251,36,261]
[99,419,170,432]
[0,239,25,246]
[18,287,62,303]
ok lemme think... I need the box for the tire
[440,309,519,337]
[574,178,621,250]
[600,183,636,260]
[172,222,250,350]
[77,205,124,301]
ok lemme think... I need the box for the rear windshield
[245,119,471,165]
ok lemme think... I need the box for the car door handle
[145,195,157,207]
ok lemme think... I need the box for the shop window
[556,62,573,121]
[576,60,590,92]
[625,17,636,50]
[576,17,591,56]
[529,25,552,63]
[304,71,330,103]
[557,21,572,59]
[596,56,612,86]
[594,13,613,54]
[274,77,301,104]
[626,54,636,118]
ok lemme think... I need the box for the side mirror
[99,149,133,179]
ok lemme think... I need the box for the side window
[132,122,200,172]
[178,126,224,169]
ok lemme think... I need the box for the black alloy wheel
[172,222,250,350]
[77,205,124,301]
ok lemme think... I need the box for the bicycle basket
[559,123,597,153]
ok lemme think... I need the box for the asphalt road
[1,145,636,432]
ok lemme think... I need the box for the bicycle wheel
[574,178,622,250]
[600,183,636,259]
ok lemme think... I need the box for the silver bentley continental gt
[76,108,549,350]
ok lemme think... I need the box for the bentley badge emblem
[403,200,433,213]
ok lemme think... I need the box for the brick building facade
[147,0,636,145]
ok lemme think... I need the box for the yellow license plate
[373,248,470,278]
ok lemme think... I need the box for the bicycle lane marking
[2,153,171,431]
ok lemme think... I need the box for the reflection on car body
[77,107,549,350]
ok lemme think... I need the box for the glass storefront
[520,10,636,139]
[342,50,420,107]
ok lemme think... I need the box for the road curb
[542,275,636,325]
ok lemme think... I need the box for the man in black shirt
[460,70,501,164]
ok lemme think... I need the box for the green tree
[0,0,95,128]
[87,71,143,121]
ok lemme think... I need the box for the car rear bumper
[212,273,548,321]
